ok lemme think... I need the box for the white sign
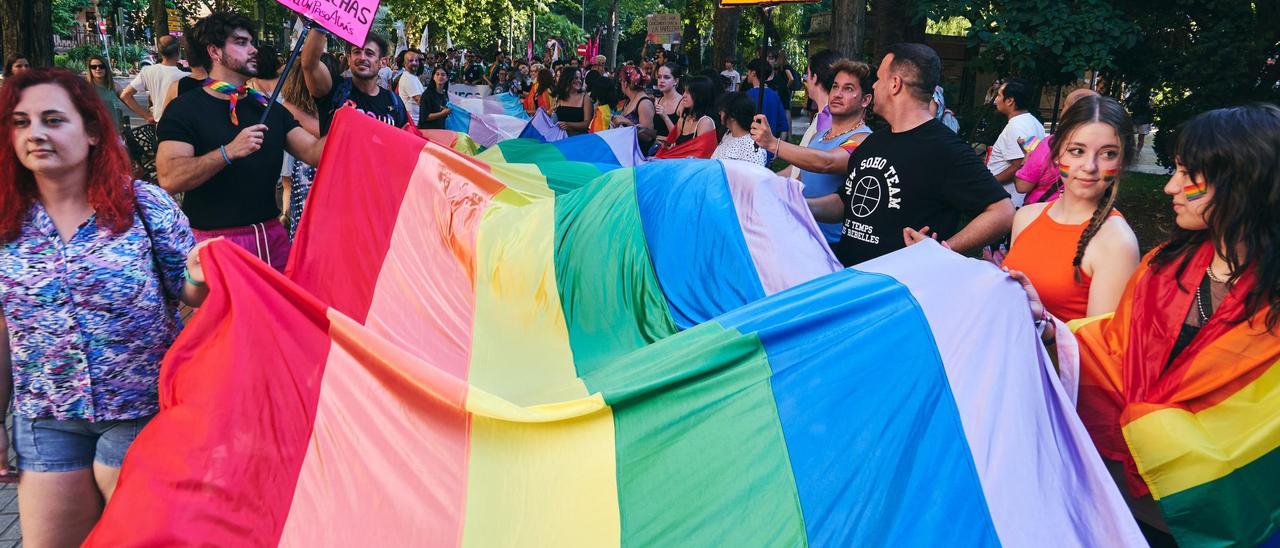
[450,84,491,98]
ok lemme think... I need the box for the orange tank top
[1002,206,1121,322]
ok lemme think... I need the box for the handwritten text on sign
[646,13,682,44]
[275,0,378,47]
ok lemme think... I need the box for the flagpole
[259,19,313,125]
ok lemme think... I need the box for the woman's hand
[557,121,569,130]
[185,238,222,287]
[1005,267,1055,342]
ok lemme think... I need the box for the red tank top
[1003,206,1121,321]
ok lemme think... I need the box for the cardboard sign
[646,13,682,44]
[275,0,379,47]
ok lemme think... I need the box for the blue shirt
[800,125,873,243]
[0,182,194,421]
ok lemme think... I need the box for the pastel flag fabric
[88,109,1143,547]
[518,108,567,142]
[448,92,529,119]
[419,129,481,156]
[445,100,530,147]
[1061,244,1280,547]
[478,127,644,167]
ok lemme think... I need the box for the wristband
[219,145,232,166]
[774,139,782,155]
[185,269,206,288]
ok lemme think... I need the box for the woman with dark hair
[418,66,452,130]
[656,75,718,159]
[84,56,128,134]
[611,64,657,153]
[1002,96,1141,321]
[2,53,31,83]
[651,62,684,144]
[523,68,555,115]
[276,53,322,241]
[551,67,592,135]
[587,76,620,133]
[1011,103,1280,546]
[0,68,211,546]
[712,91,767,165]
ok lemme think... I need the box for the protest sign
[646,13,682,44]
[274,0,379,47]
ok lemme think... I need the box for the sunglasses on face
[90,65,106,70]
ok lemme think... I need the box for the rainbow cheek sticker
[1101,168,1118,183]
[1058,163,1070,179]
[1184,183,1208,201]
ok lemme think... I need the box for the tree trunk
[151,0,168,43]
[759,7,780,57]
[711,6,740,70]
[605,0,619,69]
[1,0,53,66]
[828,0,865,59]
[868,0,925,60]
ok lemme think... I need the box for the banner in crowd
[449,83,491,98]
[646,13,682,44]
[87,110,1145,546]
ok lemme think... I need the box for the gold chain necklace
[822,118,866,140]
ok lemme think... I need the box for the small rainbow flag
[1020,135,1043,154]
[1102,168,1118,182]
[1058,162,1071,179]
[1184,183,1208,201]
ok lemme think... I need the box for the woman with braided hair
[1009,103,1280,547]
[1001,95,1140,321]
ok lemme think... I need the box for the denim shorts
[12,415,153,472]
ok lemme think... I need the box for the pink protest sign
[276,0,379,47]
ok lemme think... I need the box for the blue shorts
[12,415,153,472]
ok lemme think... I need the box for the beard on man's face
[225,55,258,78]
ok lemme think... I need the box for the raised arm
[750,114,850,174]
[301,30,334,99]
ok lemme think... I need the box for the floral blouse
[0,181,194,421]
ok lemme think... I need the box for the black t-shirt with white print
[835,118,1008,266]
[316,75,408,136]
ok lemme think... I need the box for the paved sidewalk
[0,484,17,547]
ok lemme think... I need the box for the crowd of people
[0,10,1278,547]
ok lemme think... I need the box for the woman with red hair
[0,68,212,545]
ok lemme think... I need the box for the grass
[1116,170,1174,254]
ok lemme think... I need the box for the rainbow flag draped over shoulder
[87,110,1144,547]
[1063,245,1280,547]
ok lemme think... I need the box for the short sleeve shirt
[397,72,426,124]
[129,64,187,119]
[157,88,301,229]
[316,76,408,136]
[1015,134,1063,204]
[987,112,1046,206]
[835,119,1009,266]
[0,182,194,421]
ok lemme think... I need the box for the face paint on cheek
[1102,168,1118,183]
[1058,162,1070,180]
[1184,182,1208,201]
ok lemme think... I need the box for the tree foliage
[924,0,1136,86]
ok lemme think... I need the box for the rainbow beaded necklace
[203,78,270,125]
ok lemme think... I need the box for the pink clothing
[193,219,291,272]
[1016,134,1063,204]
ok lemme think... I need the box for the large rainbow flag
[87,110,1144,546]
[1061,247,1280,547]
[448,91,529,119]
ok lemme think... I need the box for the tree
[868,0,924,59]
[151,0,167,43]
[1107,0,1280,168]
[1,0,54,66]
[711,6,740,69]
[827,0,864,59]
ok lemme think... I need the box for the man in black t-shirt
[156,11,325,272]
[301,29,409,136]
[782,43,1013,267]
